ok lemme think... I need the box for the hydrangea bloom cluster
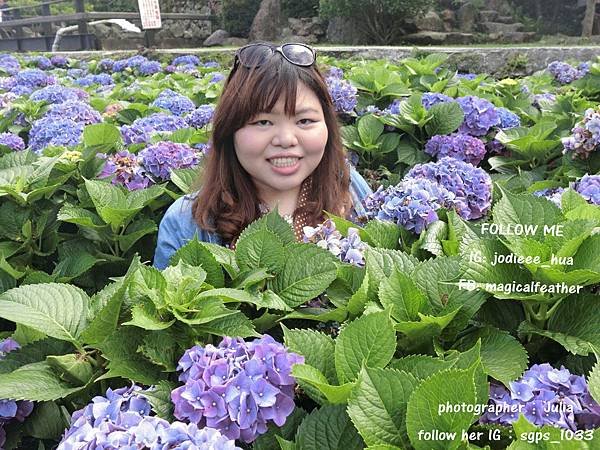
[139,141,200,181]
[29,55,53,70]
[562,107,600,159]
[0,338,34,449]
[28,116,84,153]
[364,178,454,233]
[384,99,401,115]
[533,187,565,208]
[325,75,357,114]
[0,132,25,151]
[50,55,69,68]
[120,113,188,145]
[173,55,201,66]
[185,105,215,128]
[151,89,196,116]
[480,363,600,430]
[326,67,343,79]
[74,73,114,87]
[204,61,220,68]
[457,96,500,136]
[407,156,493,220]
[112,55,149,73]
[497,107,521,129]
[138,60,162,76]
[574,174,599,205]
[0,54,20,75]
[98,150,151,191]
[421,92,454,110]
[424,133,487,165]
[30,85,88,104]
[171,335,304,443]
[456,73,478,80]
[13,68,53,89]
[302,219,368,267]
[47,101,102,125]
[547,61,588,84]
[98,58,115,72]
[57,384,241,450]
[532,93,557,109]
[210,72,225,83]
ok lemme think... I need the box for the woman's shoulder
[160,192,222,244]
[348,165,373,198]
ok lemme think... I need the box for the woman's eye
[298,118,316,125]
[252,120,271,126]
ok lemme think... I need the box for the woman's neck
[258,185,301,217]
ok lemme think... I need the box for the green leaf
[335,310,396,383]
[0,361,84,401]
[57,204,106,228]
[141,380,176,421]
[238,207,296,246]
[518,322,594,356]
[46,353,95,385]
[379,268,426,322]
[171,238,225,288]
[125,303,175,330]
[253,407,307,450]
[395,309,460,353]
[283,326,337,383]
[195,312,260,338]
[347,367,418,447]
[588,361,600,405]
[295,404,364,450]
[425,101,464,136]
[365,247,418,299]
[236,229,286,274]
[24,401,69,440]
[363,220,401,249]
[455,326,528,385]
[0,283,89,345]
[358,114,384,146]
[271,244,338,308]
[291,364,355,404]
[388,355,455,380]
[118,218,157,253]
[83,123,122,150]
[406,367,479,450]
[170,168,198,194]
[138,331,178,371]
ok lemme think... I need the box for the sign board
[138,0,161,29]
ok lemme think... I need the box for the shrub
[220,0,262,38]
[282,0,319,18]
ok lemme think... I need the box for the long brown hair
[192,44,352,244]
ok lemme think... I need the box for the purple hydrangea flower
[574,174,600,205]
[66,68,87,79]
[30,85,88,104]
[0,132,25,151]
[171,335,304,443]
[407,156,493,220]
[497,107,521,129]
[203,61,220,68]
[29,56,53,70]
[120,113,189,145]
[0,55,21,75]
[185,105,215,128]
[194,142,211,155]
[357,105,383,116]
[210,72,225,83]
[139,141,201,181]
[480,363,600,430]
[57,384,242,450]
[364,178,455,234]
[562,108,600,159]
[74,73,114,87]
[138,60,162,76]
[457,96,500,136]
[98,58,115,72]
[13,68,53,89]
[50,55,69,68]
[98,150,152,191]
[456,73,478,80]
[424,133,487,165]
[533,187,565,208]
[327,67,344,79]
[46,100,102,125]
[383,98,402,115]
[422,92,454,110]
[151,89,196,116]
[28,116,84,153]
[326,76,357,114]
[173,55,200,66]
[548,61,588,84]
[303,219,368,267]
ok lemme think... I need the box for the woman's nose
[271,124,298,148]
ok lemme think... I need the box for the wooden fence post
[41,1,52,50]
[74,0,88,49]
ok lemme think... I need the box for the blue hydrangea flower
[533,187,565,208]
[98,150,152,191]
[185,105,215,129]
[46,100,102,125]
[548,61,588,84]
[422,92,454,110]
[29,56,53,70]
[326,76,357,114]
[138,60,162,76]
[173,55,200,66]
[562,107,600,159]
[57,384,242,450]
[326,67,343,79]
[0,54,21,75]
[407,156,493,220]
[13,68,53,89]
[74,73,114,87]
[30,85,88,104]
[497,107,521,129]
[424,133,487,165]
[456,73,478,80]
[98,58,115,72]
[172,335,303,443]
[139,141,201,181]
[364,178,454,234]
[204,61,220,68]
[120,113,189,145]
[532,92,556,109]
[66,68,87,80]
[151,89,196,116]
[574,174,599,205]
[0,132,25,151]
[303,219,368,267]
[50,55,69,68]
[28,116,84,153]
[480,363,600,430]
[210,72,225,83]
[456,96,500,136]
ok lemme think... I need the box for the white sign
[138,0,161,29]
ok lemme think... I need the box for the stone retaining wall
[53,46,600,77]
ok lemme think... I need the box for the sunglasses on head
[232,42,317,71]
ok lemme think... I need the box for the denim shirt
[153,167,373,270]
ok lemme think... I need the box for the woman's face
[234,82,328,199]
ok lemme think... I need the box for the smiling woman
[153,42,373,268]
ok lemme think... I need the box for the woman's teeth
[269,157,300,167]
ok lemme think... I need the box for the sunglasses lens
[238,44,273,68]
[281,44,315,66]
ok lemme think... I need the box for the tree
[582,0,597,37]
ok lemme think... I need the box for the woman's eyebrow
[294,107,320,114]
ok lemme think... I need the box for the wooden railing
[0,0,217,51]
